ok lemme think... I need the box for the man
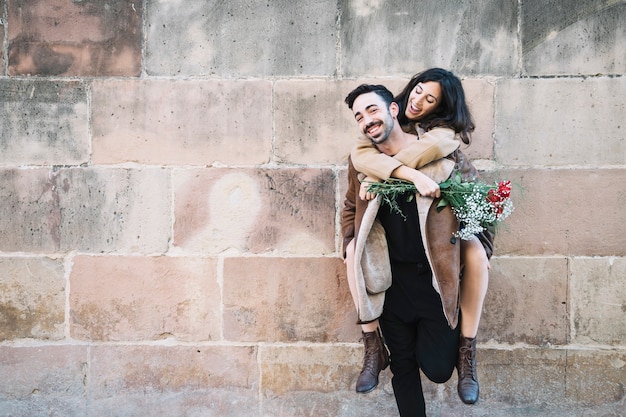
[342,84,485,416]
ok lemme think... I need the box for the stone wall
[0,1,624,416]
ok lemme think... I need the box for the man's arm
[350,126,460,180]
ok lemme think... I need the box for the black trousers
[380,262,460,417]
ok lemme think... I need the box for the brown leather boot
[356,328,389,393]
[457,336,479,404]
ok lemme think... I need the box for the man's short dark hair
[344,84,394,110]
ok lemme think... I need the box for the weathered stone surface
[462,78,495,161]
[570,257,626,345]
[0,79,89,165]
[522,0,626,75]
[477,348,567,406]
[145,0,337,77]
[0,345,88,415]
[566,349,626,406]
[261,345,396,417]
[481,257,568,345]
[0,167,170,253]
[495,77,626,167]
[222,257,358,342]
[261,389,398,417]
[274,79,363,165]
[173,168,336,255]
[488,168,626,257]
[341,0,518,77]
[0,257,65,341]
[0,5,5,74]
[91,79,272,166]
[70,256,220,342]
[7,0,142,76]
[87,344,257,390]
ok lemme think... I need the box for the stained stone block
[0,257,65,341]
[145,0,337,77]
[222,257,358,343]
[481,257,568,345]
[489,168,626,257]
[91,79,272,166]
[0,167,170,253]
[341,0,518,77]
[173,168,336,255]
[7,0,142,76]
[522,0,626,75]
[570,257,626,345]
[0,345,88,415]
[495,77,626,167]
[0,80,89,165]
[69,256,220,342]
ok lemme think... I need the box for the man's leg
[380,310,426,417]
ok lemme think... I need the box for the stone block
[488,168,626,257]
[260,345,363,394]
[261,389,398,417]
[274,80,359,165]
[173,168,336,255]
[87,345,259,415]
[495,77,626,166]
[261,355,396,417]
[91,79,272,165]
[340,0,518,77]
[0,9,5,74]
[0,167,170,253]
[462,78,495,161]
[0,79,89,165]
[481,257,568,345]
[566,349,626,406]
[69,256,220,342]
[0,257,65,341]
[476,348,567,406]
[222,257,359,342]
[570,257,626,345]
[7,0,141,76]
[522,0,626,75]
[145,0,337,77]
[0,345,88,415]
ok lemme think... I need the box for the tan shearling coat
[342,151,494,328]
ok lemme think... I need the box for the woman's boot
[356,327,389,393]
[457,335,479,404]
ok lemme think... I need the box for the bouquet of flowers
[365,171,514,240]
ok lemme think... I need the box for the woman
[347,68,493,405]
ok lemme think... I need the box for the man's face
[351,92,395,145]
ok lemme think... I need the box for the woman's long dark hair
[395,68,475,144]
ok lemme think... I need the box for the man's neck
[376,129,417,156]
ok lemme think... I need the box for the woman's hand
[359,177,379,201]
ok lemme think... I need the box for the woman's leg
[344,239,388,393]
[457,236,490,404]
[459,236,489,338]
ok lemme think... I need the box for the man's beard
[365,121,392,145]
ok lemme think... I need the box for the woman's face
[404,81,442,121]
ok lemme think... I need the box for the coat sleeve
[350,135,403,181]
[341,157,358,258]
[350,127,460,180]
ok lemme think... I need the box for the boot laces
[459,345,477,380]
